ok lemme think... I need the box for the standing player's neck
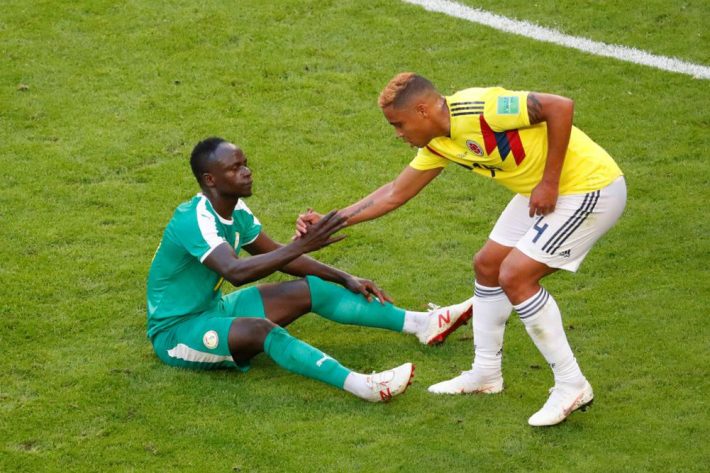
[441,99,452,137]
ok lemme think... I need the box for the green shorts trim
[151,286,265,371]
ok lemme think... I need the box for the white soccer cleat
[428,370,504,395]
[528,381,594,426]
[418,298,474,346]
[361,363,415,402]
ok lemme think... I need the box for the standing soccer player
[146,137,473,402]
[296,73,626,424]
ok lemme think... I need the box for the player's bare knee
[247,318,277,343]
[228,318,277,357]
[497,261,521,294]
[474,249,500,283]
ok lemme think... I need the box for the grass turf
[1,0,708,471]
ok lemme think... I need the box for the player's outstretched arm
[295,166,442,236]
[527,92,574,217]
[203,210,347,287]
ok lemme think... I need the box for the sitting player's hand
[293,210,346,253]
[293,209,324,240]
[343,276,393,305]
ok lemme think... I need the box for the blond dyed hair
[378,72,437,109]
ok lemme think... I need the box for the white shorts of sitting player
[490,176,627,272]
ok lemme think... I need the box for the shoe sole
[403,363,415,394]
[428,380,504,395]
[427,305,473,346]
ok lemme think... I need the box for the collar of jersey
[445,95,460,140]
[196,193,234,225]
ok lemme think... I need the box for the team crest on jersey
[466,140,484,156]
[203,330,219,349]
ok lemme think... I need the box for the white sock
[402,310,428,335]
[471,282,513,377]
[515,288,585,388]
[343,372,368,398]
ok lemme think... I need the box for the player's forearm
[339,182,404,226]
[223,243,306,286]
[540,96,574,186]
[280,254,349,285]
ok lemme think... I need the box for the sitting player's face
[382,101,437,148]
[207,143,253,197]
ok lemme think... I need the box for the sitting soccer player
[146,137,472,402]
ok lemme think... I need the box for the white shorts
[489,177,627,272]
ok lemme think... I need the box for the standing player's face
[382,102,436,148]
[208,143,253,197]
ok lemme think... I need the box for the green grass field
[1,0,708,471]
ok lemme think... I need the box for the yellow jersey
[409,87,623,195]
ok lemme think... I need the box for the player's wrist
[539,175,561,187]
[287,237,309,256]
[329,269,350,286]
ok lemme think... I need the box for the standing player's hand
[293,209,324,239]
[292,210,346,253]
[528,181,559,217]
[343,276,393,304]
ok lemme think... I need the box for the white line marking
[402,0,710,80]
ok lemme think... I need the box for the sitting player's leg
[225,279,414,332]
[253,276,472,345]
[150,311,250,371]
[228,317,414,402]
[305,274,407,331]
[255,280,312,327]
[305,275,472,345]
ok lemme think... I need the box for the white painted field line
[402,0,710,80]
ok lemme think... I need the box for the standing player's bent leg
[501,178,626,424]
[228,318,414,402]
[512,285,594,426]
[306,275,473,345]
[429,240,514,394]
[500,250,592,426]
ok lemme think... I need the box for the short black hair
[190,137,227,184]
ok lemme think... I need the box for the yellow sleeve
[483,88,531,132]
[409,146,450,171]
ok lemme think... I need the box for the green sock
[263,326,351,389]
[306,275,405,332]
